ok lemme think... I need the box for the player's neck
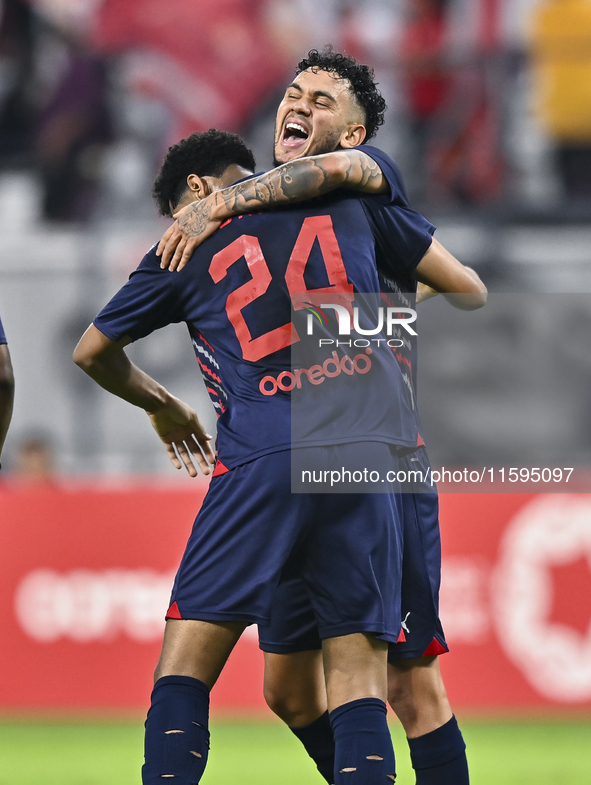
[173,165,255,213]
[217,164,254,188]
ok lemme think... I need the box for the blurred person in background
[401,0,452,201]
[530,0,591,200]
[0,0,35,166]
[0,314,14,468]
[13,434,56,483]
[410,0,505,206]
[35,23,114,222]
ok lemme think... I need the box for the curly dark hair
[296,47,386,141]
[153,129,256,216]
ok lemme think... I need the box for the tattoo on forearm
[219,158,337,218]
[176,151,384,240]
[178,200,212,238]
[220,151,383,217]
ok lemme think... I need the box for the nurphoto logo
[305,302,418,348]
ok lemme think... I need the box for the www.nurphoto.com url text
[299,467,575,487]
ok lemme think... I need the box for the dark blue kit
[93,145,446,647]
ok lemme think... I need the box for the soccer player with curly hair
[156,48,480,785]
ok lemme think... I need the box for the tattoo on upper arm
[342,152,383,191]
[216,159,336,215]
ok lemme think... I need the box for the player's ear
[186,174,212,200]
[340,123,367,149]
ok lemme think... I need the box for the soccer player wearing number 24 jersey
[75,126,443,783]
[158,50,486,785]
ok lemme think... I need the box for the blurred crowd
[2,0,591,477]
[2,0,591,219]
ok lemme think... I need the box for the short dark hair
[296,47,386,141]
[153,129,256,216]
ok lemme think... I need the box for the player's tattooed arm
[158,150,387,271]
[73,325,215,476]
[215,149,387,209]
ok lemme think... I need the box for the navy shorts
[258,448,448,659]
[167,444,404,643]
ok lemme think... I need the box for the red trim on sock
[166,602,182,620]
[422,637,448,656]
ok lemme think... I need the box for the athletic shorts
[167,443,405,644]
[258,447,449,659]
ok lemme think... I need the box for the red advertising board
[1,483,590,713]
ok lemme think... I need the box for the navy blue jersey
[0,314,6,345]
[94,155,434,469]
[358,145,435,273]
[357,145,432,429]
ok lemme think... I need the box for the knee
[263,651,327,727]
[388,676,448,714]
[387,674,416,719]
[387,678,408,708]
[263,679,309,725]
[387,658,452,737]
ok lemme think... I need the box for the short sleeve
[361,200,436,277]
[0,315,6,345]
[93,246,186,342]
[355,144,436,275]
[356,144,411,207]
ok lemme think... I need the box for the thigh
[323,632,389,710]
[168,450,311,626]
[155,619,245,689]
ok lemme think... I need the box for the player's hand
[156,195,223,272]
[147,397,215,477]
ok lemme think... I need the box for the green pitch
[0,716,590,784]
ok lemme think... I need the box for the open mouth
[281,121,310,149]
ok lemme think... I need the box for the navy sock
[142,675,210,785]
[407,715,469,785]
[290,711,335,784]
[329,698,396,784]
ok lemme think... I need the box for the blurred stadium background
[1,0,591,782]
